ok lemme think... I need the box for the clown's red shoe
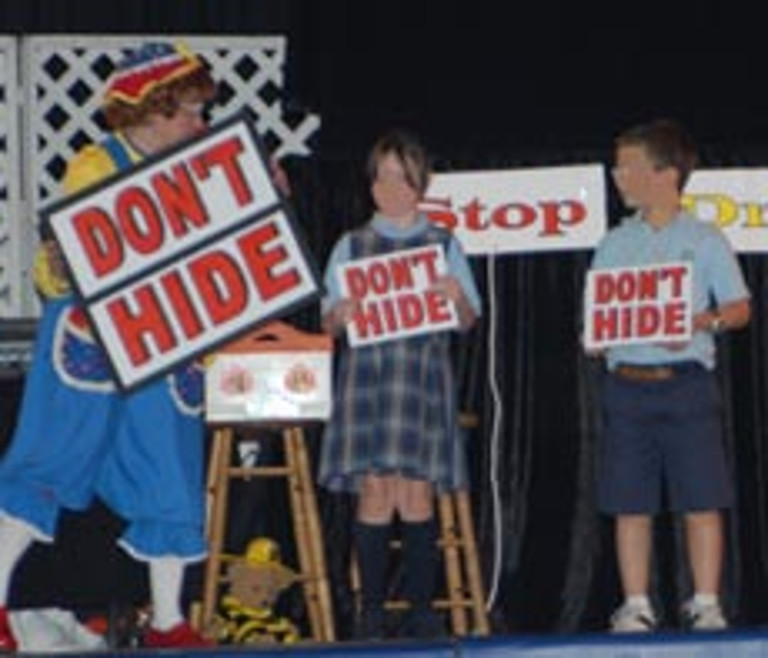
[144,621,213,648]
[0,607,17,652]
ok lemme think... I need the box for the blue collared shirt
[589,210,749,370]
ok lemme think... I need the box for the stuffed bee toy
[208,537,301,644]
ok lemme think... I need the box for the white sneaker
[681,599,727,631]
[609,602,657,633]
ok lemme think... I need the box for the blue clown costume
[0,54,207,563]
[0,42,221,653]
[0,222,205,560]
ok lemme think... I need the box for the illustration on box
[206,353,331,421]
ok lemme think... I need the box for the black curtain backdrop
[0,0,768,640]
[1,0,767,160]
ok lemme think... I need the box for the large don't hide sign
[42,113,321,389]
[338,244,459,347]
[583,262,693,350]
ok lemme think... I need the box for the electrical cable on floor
[484,252,504,610]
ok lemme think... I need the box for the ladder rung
[384,598,479,611]
[224,465,293,477]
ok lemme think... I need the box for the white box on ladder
[205,321,333,423]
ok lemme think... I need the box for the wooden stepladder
[199,321,335,642]
[201,424,335,642]
[436,489,490,636]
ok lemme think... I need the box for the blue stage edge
[19,630,768,657]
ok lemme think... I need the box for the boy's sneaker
[143,621,214,648]
[0,607,17,652]
[681,599,727,631]
[609,601,657,633]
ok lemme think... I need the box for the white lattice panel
[10,34,320,318]
[24,34,319,207]
[0,37,23,317]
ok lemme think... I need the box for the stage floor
[16,630,768,657]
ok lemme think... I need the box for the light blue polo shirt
[589,210,749,370]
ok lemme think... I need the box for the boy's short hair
[615,119,697,190]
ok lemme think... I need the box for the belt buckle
[616,365,674,382]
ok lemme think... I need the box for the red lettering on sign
[70,134,262,287]
[420,197,457,230]
[102,217,313,371]
[593,265,689,306]
[424,289,452,323]
[345,268,368,299]
[190,136,253,206]
[352,289,454,340]
[397,293,424,329]
[355,300,383,339]
[661,265,688,297]
[410,249,441,283]
[115,186,164,256]
[106,285,177,366]
[592,307,615,342]
[386,256,415,291]
[593,272,614,305]
[664,301,687,335]
[72,207,124,276]
[151,163,210,237]
[159,269,205,340]
[237,221,301,302]
[492,203,537,231]
[538,201,586,236]
[343,248,443,300]
[368,262,390,295]
[422,197,587,236]
[188,251,248,325]
[592,302,689,343]
[636,270,659,300]
[463,199,489,231]
[636,306,661,336]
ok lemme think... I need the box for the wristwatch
[709,313,726,334]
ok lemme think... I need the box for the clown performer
[0,42,289,651]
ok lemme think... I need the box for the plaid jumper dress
[318,221,468,494]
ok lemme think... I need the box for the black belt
[613,362,702,382]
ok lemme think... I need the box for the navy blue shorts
[597,362,732,515]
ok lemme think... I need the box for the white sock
[148,557,186,631]
[625,594,652,611]
[692,592,718,607]
[0,516,35,606]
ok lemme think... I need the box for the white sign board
[43,113,322,389]
[420,164,606,255]
[583,262,693,350]
[684,168,768,253]
[337,244,458,347]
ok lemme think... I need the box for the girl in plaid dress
[318,131,481,639]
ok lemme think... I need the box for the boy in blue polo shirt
[587,119,751,632]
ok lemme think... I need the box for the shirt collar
[371,212,430,239]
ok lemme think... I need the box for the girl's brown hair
[367,129,432,195]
